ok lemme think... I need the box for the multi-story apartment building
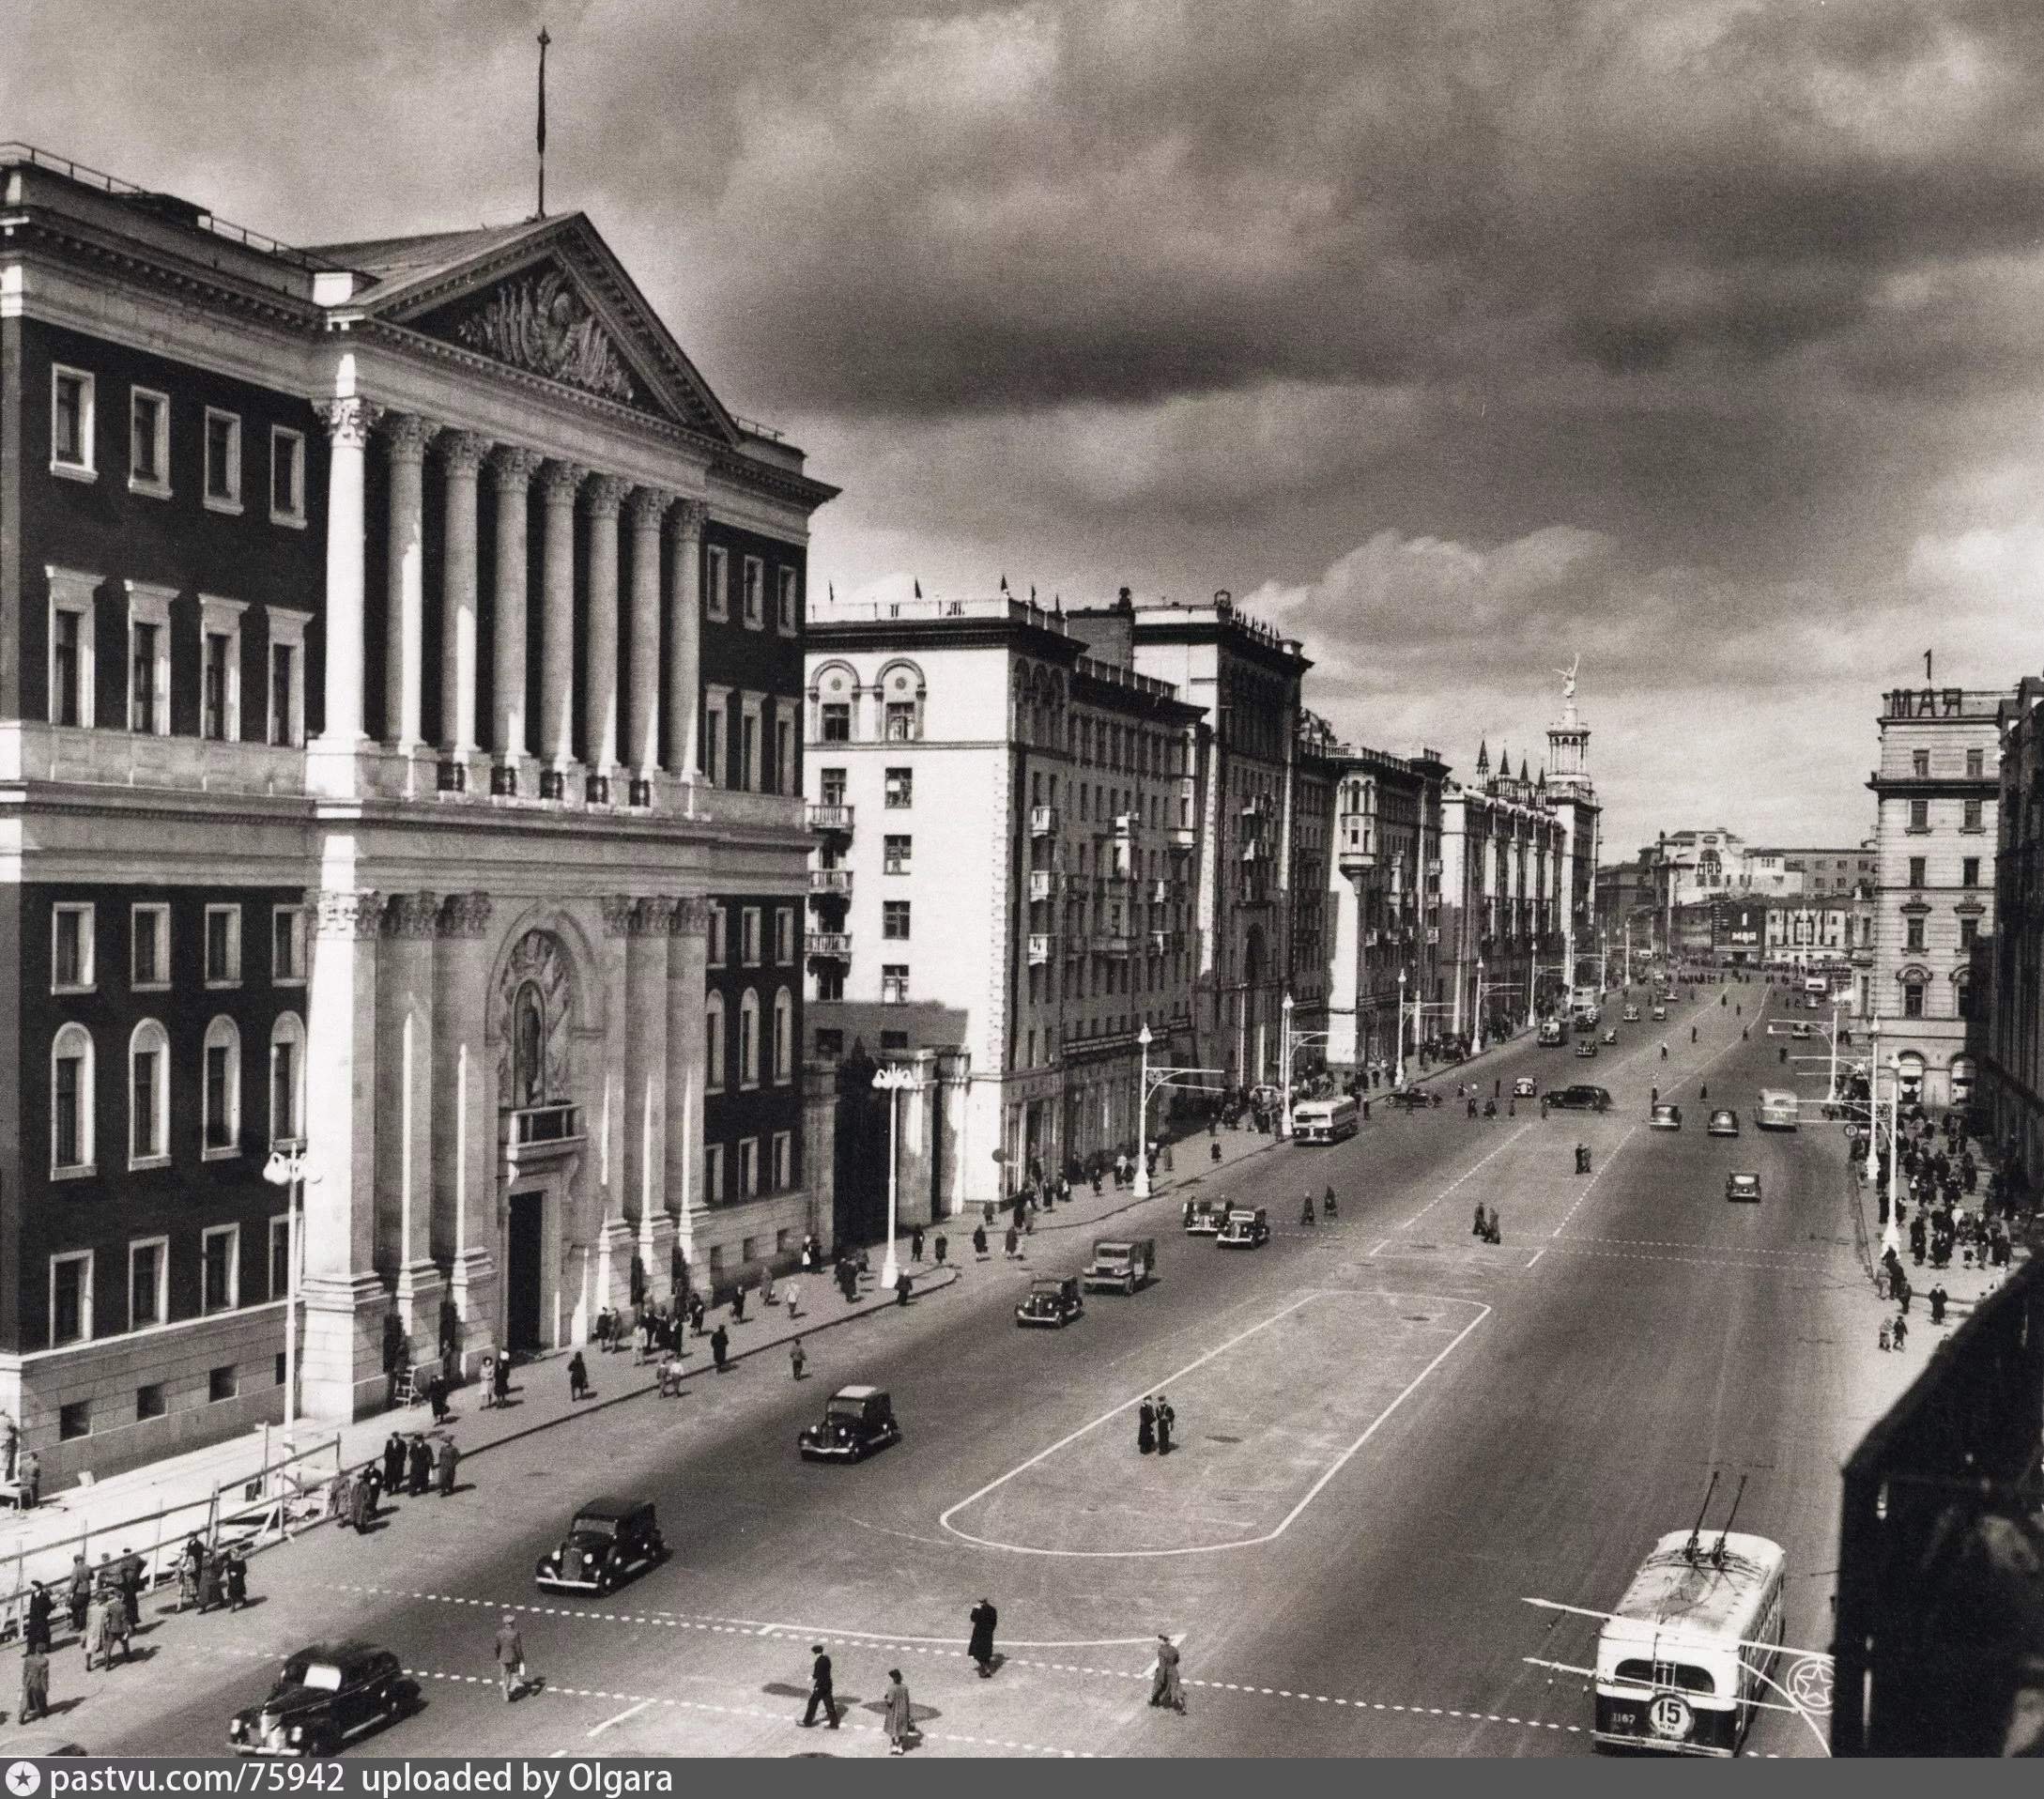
[1986,677,2044,1177]
[1744,845,1879,899]
[0,146,834,1477]
[1068,591,1308,1088]
[803,592,1205,1212]
[1763,898,1872,970]
[1437,747,1569,1044]
[1544,677,1602,990]
[1867,683,2006,1108]
[1288,712,1340,1067]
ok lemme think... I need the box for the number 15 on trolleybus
[1290,1096,1360,1144]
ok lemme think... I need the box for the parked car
[1015,1273,1084,1328]
[1650,1103,1683,1130]
[1217,1206,1270,1248]
[1726,1172,1762,1205]
[1708,1109,1740,1137]
[1389,1085,1434,1110]
[1547,1084,1613,1113]
[798,1386,902,1462]
[1182,1197,1223,1235]
[228,1643,420,1758]
[534,1498,667,1595]
[1513,1076,1539,1099]
[1082,1238,1156,1294]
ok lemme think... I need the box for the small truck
[1082,1237,1157,1295]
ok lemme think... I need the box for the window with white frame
[205,903,242,987]
[203,407,241,512]
[772,1130,792,1190]
[739,989,761,1088]
[743,556,764,628]
[705,545,729,622]
[702,684,730,785]
[741,693,761,790]
[269,1012,305,1145]
[269,425,305,526]
[50,1251,93,1347]
[775,907,794,963]
[199,595,245,741]
[739,1136,760,1197]
[131,902,170,991]
[270,905,306,985]
[882,964,909,1004]
[705,992,727,1093]
[703,1141,725,1206]
[203,1016,241,1158]
[707,903,727,968]
[201,1223,239,1314]
[776,707,795,794]
[776,566,798,635]
[52,365,97,477]
[129,1018,170,1168]
[267,607,309,747]
[52,902,95,992]
[774,986,793,1083]
[129,387,170,497]
[742,906,762,966]
[47,565,99,729]
[52,1022,95,1176]
[125,578,174,735]
[129,1236,168,1330]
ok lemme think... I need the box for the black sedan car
[799,1386,903,1462]
[1546,1084,1613,1113]
[535,1498,668,1595]
[228,1643,419,1758]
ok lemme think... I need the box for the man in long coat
[382,1431,407,1492]
[348,1468,376,1533]
[435,1436,459,1497]
[1148,1635,1184,1712]
[968,1599,998,1678]
[407,1433,433,1497]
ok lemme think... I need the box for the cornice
[3,215,318,332]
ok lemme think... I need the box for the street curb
[454,1265,963,1464]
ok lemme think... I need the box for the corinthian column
[490,446,541,786]
[627,488,671,781]
[434,890,497,1371]
[666,897,712,1267]
[666,502,707,777]
[382,414,438,753]
[379,891,442,1347]
[626,898,678,1296]
[312,397,380,793]
[583,474,628,795]
[438,431,488,768]
[539,461,586,792]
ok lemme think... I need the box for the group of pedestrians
[1137,1393,1176,1454]
[330,1430,459,1531]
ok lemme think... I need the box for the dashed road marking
[1551,1124,1639,1236]
[1402,1125,1534,1230]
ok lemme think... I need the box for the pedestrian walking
[427,1373,450,1424]
[1894,1315,1910,1351]
[731,1283,747,1325]
[195,1547,222,1614]
[223,1548,249,1612]
[884,1668,914,1754]
[912,1226,925,1263]
[1004,1225,1021,1259]
[934,1232,948,1266]
[495,1615,527,1702]
[711,1323,730,1373]
[1156,1394,1176,1455]
[969,1599,998,1678]
[802,1644,840,1729]
[24,1581,53,1656]
[435,1435,460,1497]
[1929,1284,1949,1325]
[1148,1635,1185,1713]
[407,1433,432,1497]
[785,1279,801,1322]
[568,1350,591,1402]
[493,1354,512,1407]
[67,1555,90,1637]
[350,1468,377,1533]
[19,1647,50,1724]
[895,1269,914,1307]
[790,1337,807,1381]
[973,1225,989,1259]
[1879,1320,1893,1352]
[383,1430,407,1491]
[689,1293,707,1337]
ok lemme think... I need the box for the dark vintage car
[1708,1108,1741,1137]
[1726,1172,1762,1205]
[228,1642,419,1758]
[1388,1085,1434,1110]
[1217,1206,1270,1249]
[1015,1273,1084,1328]
[535,1497,667,1594]
[1575,1039,1599,1058]
[1547,1084,1613,1114]
[798,1385,902,1462]
[1513,1076,1539,1099]
[1182,1197,1224,1235]
[1650,1103,1683,1131]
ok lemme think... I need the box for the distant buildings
[1985,677,2044,1179]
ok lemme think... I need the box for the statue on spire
[1554,653,1579,703]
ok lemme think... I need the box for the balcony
[1241,839,1265,864]
[1426,926,1440,945]
[1427,858,1443,876]
[1029,805,1059,837]
[1028,870,1063,902]
[807,802,854,835]
[1364,928,1381,948]
[808,868,854,898]
[1338,847,1377,877]
[805,930,853,960]
[1167,825,1196,853]
[1148,879,1172,902]
[506,1102,582,1149]
[1091,931,1137,959]
[1113,811,1141,837]
[1147,930,1177,955]
[1027,931,1057,965]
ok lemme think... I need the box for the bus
[1755,1089,1800,1130]
[1592,1529,1787,1756]
[1290,1096,1360,1144]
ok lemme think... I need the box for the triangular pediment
[346,216,741,444]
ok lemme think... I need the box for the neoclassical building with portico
[0,146,835,1473]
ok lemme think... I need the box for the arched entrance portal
[496,928,580,1354]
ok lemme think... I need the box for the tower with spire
[1544,659,1600,992]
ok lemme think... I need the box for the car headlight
[288,1726,304,1743]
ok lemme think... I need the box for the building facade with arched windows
[0,147,837,1479]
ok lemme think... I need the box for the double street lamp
[261,1142,319,1437]
[872,1064,919,1290]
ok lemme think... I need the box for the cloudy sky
[13,0,2044,852]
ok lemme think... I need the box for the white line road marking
[1402,1125,1534,1229]
[1525,1249,1545,1269]
[588,1698,654,1736]
[939,1291,1492,1557]
[1551,1123,1639,1236]
[1369,1238,1390,1258]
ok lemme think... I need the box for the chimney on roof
[1115,585,1134,615]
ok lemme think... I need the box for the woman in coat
[1137,1397,1157,1455]
[883,1669,914,1754]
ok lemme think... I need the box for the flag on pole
[537,27,549,158]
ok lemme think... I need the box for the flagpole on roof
[536,26,550,221]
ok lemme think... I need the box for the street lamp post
[1474,960,1486,1054]
[1394,970,1407,1088]
[1134,1023,1155,1197]
[1279,992,1295,1140]
[261,1144,317,1437]
[1865,1017,1883,1186]
[872,1065,917,1290]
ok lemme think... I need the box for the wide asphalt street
[80,979,1866,1759]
